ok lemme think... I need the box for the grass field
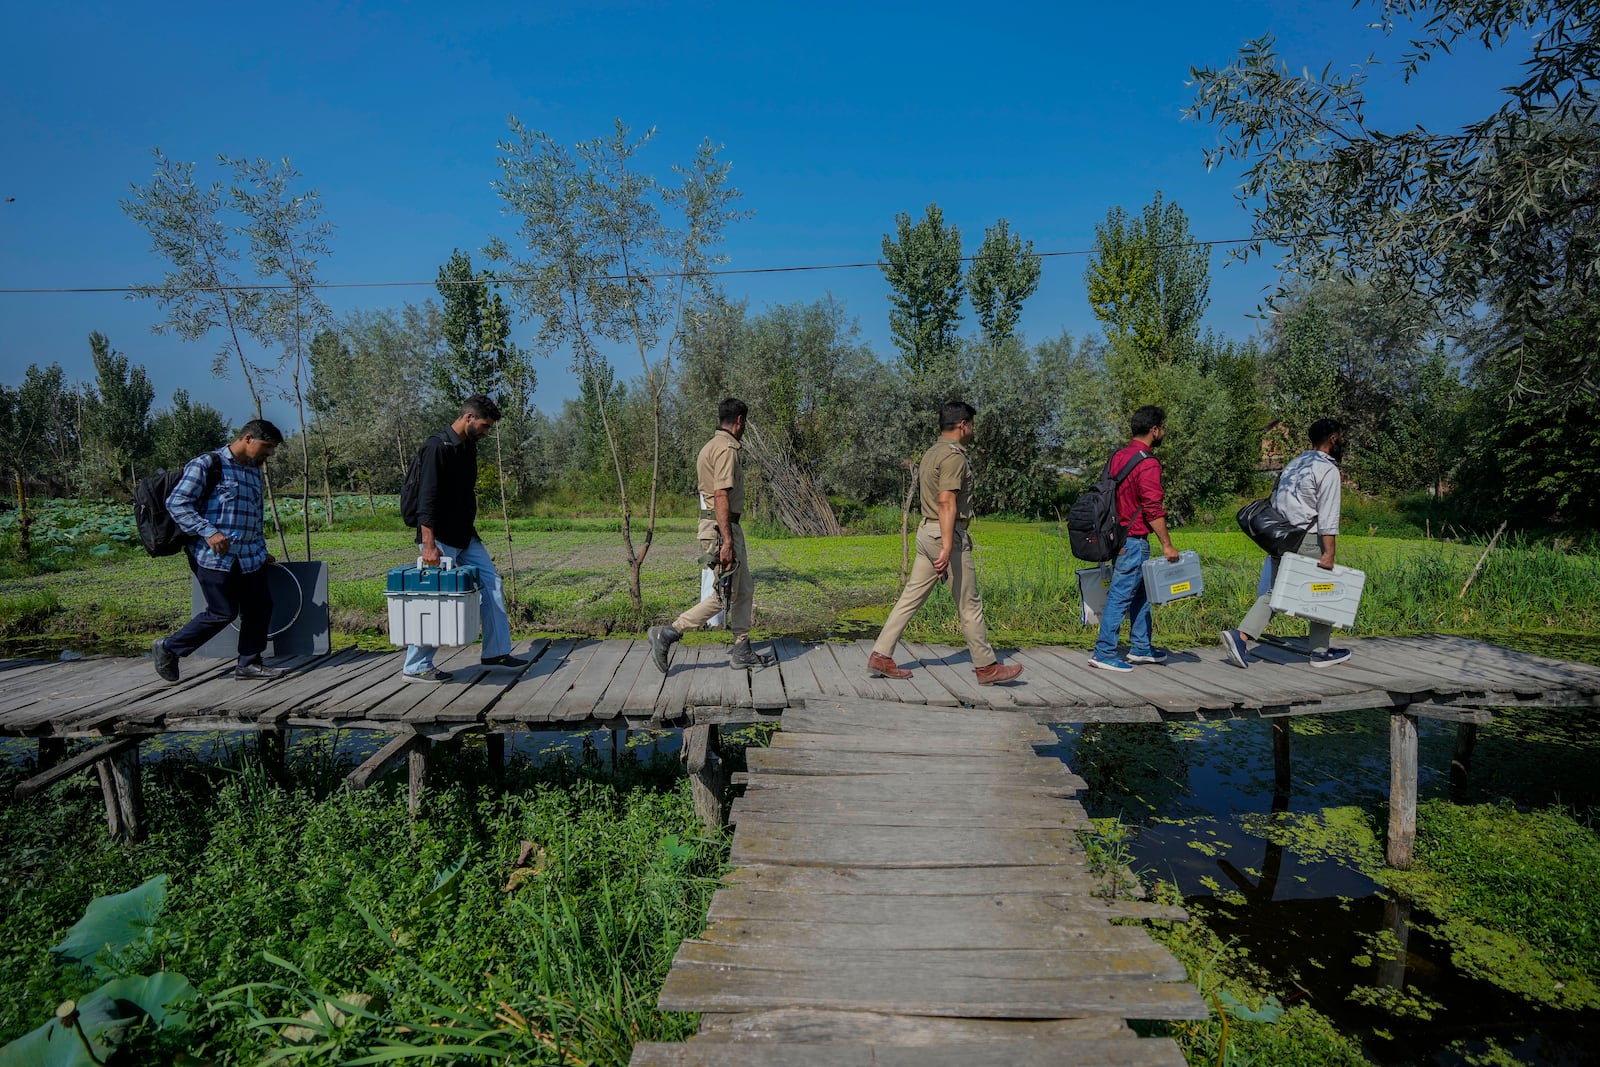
[4,509,1598,654]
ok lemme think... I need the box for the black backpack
[1066,449,1153,562]
[399,434,440,528]
[133,451,223,556]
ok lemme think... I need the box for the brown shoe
[975,661,1023,686]
[867,651,912,679]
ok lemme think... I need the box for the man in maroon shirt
[1091,405,1181,672]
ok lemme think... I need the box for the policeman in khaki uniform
[867,401,1023,686]
[650,398,774,672]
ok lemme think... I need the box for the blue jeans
[403,538,511,674]
[1094,537,1153,661]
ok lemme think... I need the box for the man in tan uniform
[650,398,774,672]
[867,401,1023,686]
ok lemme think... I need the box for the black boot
[729,637,774,670]
[648,625,681,674]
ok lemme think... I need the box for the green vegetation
[0,738,722,1065]
[7,511,1598,653]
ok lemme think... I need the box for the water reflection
[1048,706,1600,1066]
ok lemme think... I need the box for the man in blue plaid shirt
[152,419,285,682]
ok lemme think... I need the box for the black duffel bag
[1236,494,1307,558]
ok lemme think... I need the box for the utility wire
[0,234,1308,296]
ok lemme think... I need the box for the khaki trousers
[673,524,753,636]
[872,522,996,668]
[1240,533,1333,652]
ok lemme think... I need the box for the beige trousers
[872,522,996,668]
[673,524,753,636]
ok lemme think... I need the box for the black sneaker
[233,662,286,681]
[151,638,179,683]
[648,625,681,674]
[1309,647,1352,669]
[402,667,454,683]
[480,654,530,669]
[729,639,774,670]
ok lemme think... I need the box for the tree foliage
[1084,191,1211,360]
[491,119,744,610]
[149,389,230,473]
[880,203,965,380]
[968,219,1041,352]
[83,332,154,492]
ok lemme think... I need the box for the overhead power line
[0,235,1304,297]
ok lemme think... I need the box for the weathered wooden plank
[904,642,1023,710]
[1402,703,1494,725]
[554,638,634,722]
[654,643,706,724]
[730,824,1084,868]
[767,731,1056,757]
[793,641,857,701]
[772,639,824,702]
[4,657,167,726]
[53,659,241,734]
[631,1036,1188,1067]
[826,641,916,705]
[345,732,424,790]
[367,646,482,721]
[737,774,1082,806]
[657,962,1209,1020]
[1376,635,1595,695]
[694,1010,1134,1043]
[731,797,1092,831]
[13,738,138,798]
[1338,638,1503,696]
[777,701,1056,742]
[877,640,964,707]
[488,638,581,722]
[1014,648,1172,712]
[719,863,1157,903]
[672,942,1188,982]
[697,912,1158,951]
[593,640,652,720]
[746,745,1077,777]
[687,645,734,709]
[1448,635,1600,688]
[621,642,670,716]
[747,646,788,710]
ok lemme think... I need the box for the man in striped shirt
[151,419,285,682]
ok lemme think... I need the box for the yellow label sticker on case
[1169,582,1191,594]
[1310,582,1335,593]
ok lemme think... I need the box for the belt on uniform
[922,518,970,530]
[700,509,741,524]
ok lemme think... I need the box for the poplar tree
[880,203,964,381]
[968,219,1041,353]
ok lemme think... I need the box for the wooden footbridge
[6,634,1600,1063]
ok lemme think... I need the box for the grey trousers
[1240,534,1334,652]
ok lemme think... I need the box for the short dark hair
[940,400,976,431]
[462,395,501,421]
[1130,405,1166,436]
[1308,418,1343,446]
[239,419,284,444]
[718,398,748,426]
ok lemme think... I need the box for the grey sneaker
[402,667,454,683]
[233,662,286,681]
[729,639,774,669]
[648,625,681,674]
[1127,647,1169,665]
[1309,647,1352,669]
[1220,630,1250,669]
[151,638,179,683]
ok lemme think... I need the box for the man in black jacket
[402,395,526,681]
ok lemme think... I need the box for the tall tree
[968,219,1042,352]
[1187,1,1600,397]
[150,389,230,472]
[1084,192,1210,360]
[880,203,965,380]
[231,155,333,556]
[83,332,154,493]
[491,119,743,612]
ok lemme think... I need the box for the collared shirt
[413,426,481,549]
[919,438,975,525]
[696,428,744,540]
[1273,450,1342,535]
[1110,441,1164,537]
[167,447,269,574]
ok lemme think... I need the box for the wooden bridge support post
[485,732,505,785]
[258,728,291,788]
[408,738,432,817]
[1449,722,1479,799]
[612,727,628,772]
[1271,719,1292,803]
[683,724,726,833]
[96,762,123,840]
[36,737,66,772]
[1378,897,1413,990]
[1387,711,1418,869]
[108,743,145,843]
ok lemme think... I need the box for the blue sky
[1,1,1526,428]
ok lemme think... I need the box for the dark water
[1044,631,1600,1066]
